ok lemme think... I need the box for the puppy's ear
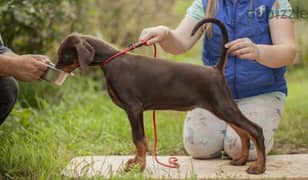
[74,39,95,70]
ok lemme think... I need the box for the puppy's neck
[84,36,120,66]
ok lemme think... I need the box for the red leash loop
[151,44,180,169]
[152,110,180,168]
[99,40,180,169]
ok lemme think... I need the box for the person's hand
[225,38,260,60]
[11,55,49,82]
[139,25,170,45]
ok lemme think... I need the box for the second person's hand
[225,38,260,61]
[139,25,170,45]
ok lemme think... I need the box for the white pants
[183,92,285,160]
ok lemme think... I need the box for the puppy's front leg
[124,109,148,172]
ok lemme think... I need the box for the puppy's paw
[124,158,145,172]
[247,163,265,174]
[230,157,248,166]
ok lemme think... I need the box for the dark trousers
[0,77,19,125]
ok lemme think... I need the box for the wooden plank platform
[62,154,308,179]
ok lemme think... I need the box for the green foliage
[275,68,308,148]
[290,0,308,8]
[0,0,82,55]
[73,0,193,46]
[294,21,308,65]
[0,0,85,108]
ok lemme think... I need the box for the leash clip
[128,40,148,51]
[128,43,134,50]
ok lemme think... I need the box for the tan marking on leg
[125,137,148,172]
[229,124,250,166]
[247,135,265,174]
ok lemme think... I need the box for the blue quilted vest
[201,0,287,99]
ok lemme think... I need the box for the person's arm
[139,16,204,55]
[225,17,297,68]
[0,33,49,81]
[139,0,205,55]
[256,18,297,68]
[0,45,18,76]
[161,16,204,54]
[225,0,297,68]
[0,55,13,76]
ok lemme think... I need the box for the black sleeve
[0,34,10,54]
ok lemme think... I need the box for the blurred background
[0,0,307,179]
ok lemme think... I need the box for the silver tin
[42,62,71,86]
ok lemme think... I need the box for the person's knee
[3,77,19,105]
[224,128,247,160]
[0,77,19,123]
[184,138,223,159]
[183,108,226,159]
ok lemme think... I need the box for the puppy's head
[56,33,95,73]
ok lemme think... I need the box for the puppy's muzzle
[41,62,73,86]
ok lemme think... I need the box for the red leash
[99,40,180,169]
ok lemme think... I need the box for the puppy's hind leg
[228,124,250,166]
[210,105,250,166]
[234,115,266,174]
[211,104,266,174]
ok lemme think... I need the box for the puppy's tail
[191,18,229,72]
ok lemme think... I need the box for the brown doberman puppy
[55,18,266,174]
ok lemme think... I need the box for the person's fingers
[28,69,44,81]
[139,29,150,41]
[37,69,46,76]
[33,60,48,71]
[139,28,152,40]
[147,36,161,45]
[228,39,252,52]
[225,38,246,48]
[231,47,251,56]
[228,43,247,53]
[231,46,257,60]
[30,55,43,61]
[31,55,50,63]
[237,52,255,60]
[139,31,156,42]
[40,55,50,63]
[225,38,251,48]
